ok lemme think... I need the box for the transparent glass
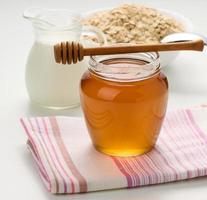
[80,53,168,156]
[23,8,106,109]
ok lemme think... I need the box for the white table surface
[1,0,207,199]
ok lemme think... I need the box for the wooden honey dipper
[54,40,204,64]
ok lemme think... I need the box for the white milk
[26,41,87,109]
[24,8,106,109]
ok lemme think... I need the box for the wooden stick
[54,40,204,64]
[84,40,204,56]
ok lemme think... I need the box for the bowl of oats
[83,4,193,66]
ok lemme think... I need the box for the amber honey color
[80,59,168,156]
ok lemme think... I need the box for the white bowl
[158,9,193,67]
[83,7,193,67]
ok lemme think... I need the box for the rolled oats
[83,4,184,44]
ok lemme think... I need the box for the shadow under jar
[80,52,168,157]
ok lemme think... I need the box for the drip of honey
[80,59,168,156]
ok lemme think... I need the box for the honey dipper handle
[83,40,204,56]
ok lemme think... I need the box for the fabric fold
[20,107,207,194]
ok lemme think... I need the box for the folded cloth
[20,107,207,194]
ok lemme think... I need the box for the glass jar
[23,8,106,109]
[80,52,168,157]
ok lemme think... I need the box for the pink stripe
[133,158,152,184]
[166,111,199,178]
[123,159,141,186]
[175,110,205,176]
[28,118,59,193]
[28,118,59,192]
[41,118,75,193]
[49,117,88,193]
[146,139,178,181]
[200,104,207,108]
[143,154,163,183]
[165,113,193,178]
[146,152,166,182]
[133,158,152,185]
[158,137,184,180]
[35,118,68,193]
[185,109,207,142]
[181,110,207,175]
[180,110,206,175]
[28,142,51,191]
[120,160,137,186]
[160,115,189,177]
[154,148,177,181]
[157,126,184,180]
[111,157,133,188]
[20,119,41,161]
[20,118,51,191]
[27,141,50,183]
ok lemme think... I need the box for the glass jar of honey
[80,52,168,156]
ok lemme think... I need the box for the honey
[80,53,168,156]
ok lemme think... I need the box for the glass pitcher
[23,8,106,109]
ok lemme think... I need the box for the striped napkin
[20,106,207,194]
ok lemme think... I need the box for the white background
[1,0,207,199]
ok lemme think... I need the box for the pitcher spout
[23,7,81,31]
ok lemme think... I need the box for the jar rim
[89,52,160,82]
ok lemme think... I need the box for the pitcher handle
[81,25,107,46]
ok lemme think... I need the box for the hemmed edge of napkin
[20,118,57,193]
